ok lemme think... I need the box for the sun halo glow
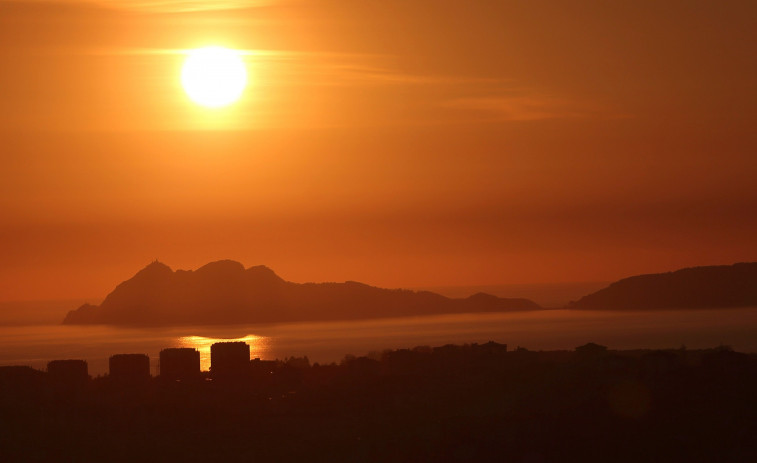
[181,46,248,108]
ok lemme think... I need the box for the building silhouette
[210,342,250,380]
[109,354,150,383]
[160,348,201,381]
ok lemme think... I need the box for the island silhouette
[570,262,757,310]
[62,260,541,326]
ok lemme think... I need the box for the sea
[2,308,757,376]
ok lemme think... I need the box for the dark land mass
[3,342,757,462]
[417,281,610,309]
[62,260,540,326]
[569,262,757,310]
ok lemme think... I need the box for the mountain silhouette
[62,260,541,326]
[569,262,757,310]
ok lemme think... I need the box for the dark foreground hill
[62,260,540,326]
[570,262,757,310]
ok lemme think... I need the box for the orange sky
[1,0,756,301]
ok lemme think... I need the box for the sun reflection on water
[178,334,268,371]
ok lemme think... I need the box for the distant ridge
[62,260,541,326]
[569,262,757,310]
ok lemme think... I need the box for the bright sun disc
[181,46,248,108]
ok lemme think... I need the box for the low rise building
[109,354,150,382]
[47,359,89,385]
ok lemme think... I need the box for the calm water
[2,308,757,376]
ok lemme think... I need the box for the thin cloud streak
[443,95,599,121]
[44,0,275,13]
[80,47,298,57]
[311,64,506,87]
[77,46,510,88]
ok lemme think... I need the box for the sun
[181,46,248,108]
